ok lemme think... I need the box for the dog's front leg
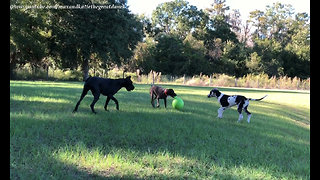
[151,93,156,108]
[90,93,100,114]
[218,107,225,118]
[238,113,243,122]
[156,98,160,108]
[164,98,167,108]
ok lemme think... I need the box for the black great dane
[73,76,134,113]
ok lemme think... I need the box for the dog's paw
[247,114,251,123]
[238,114,243,121]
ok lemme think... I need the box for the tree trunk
[10,63,16,80]
[46,65,49,81]
[82,58,89,81]
[152,70,155,84]
[10,52,16,80]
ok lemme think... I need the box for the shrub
[12,65,310,90]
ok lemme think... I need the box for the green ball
[172,97,184,110]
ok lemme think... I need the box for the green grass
[10,80,310,179]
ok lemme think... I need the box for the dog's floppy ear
[126,76,131,79]
[166,89,177,97]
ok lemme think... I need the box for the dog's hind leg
[110,96,119,110]
[104,96,111,111]
[73,85,89,113]
[244,105,251,123]
[237,102,244,122]
[90,90,100,114]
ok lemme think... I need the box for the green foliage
[10,0,143,80]
[153,34,209,76]
[151,0,203,38]
[131,34,210,76]
[10,7,48,78]
[246,52,262,74]
[249,2,310,78]
[10,0,309,80]
[48,0,143,79]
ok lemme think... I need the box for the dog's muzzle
[126,85,135,91]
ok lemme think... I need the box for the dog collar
[164,89,168,96]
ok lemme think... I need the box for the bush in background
[12,65,310,90]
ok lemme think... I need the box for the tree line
[10,0,310,80]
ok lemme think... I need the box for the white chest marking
[217,93,224,102]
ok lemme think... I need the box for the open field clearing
[10,81,310,179]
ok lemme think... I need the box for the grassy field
[10,80,310,179]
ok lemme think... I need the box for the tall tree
[10,0,51,78]
[193,0,238,74]
[206,0,229,17]
[151,0,203,39]
[249,2,310,78]
[49,0,143,80]
[249,2,296,42]
[248,10,267,40]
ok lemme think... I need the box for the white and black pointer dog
[207,88,267,123]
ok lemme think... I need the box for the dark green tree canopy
[151,0,204,39]
[10,0,309,79]
[48,0,143,79]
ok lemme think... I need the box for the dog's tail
[249,95,268,101]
